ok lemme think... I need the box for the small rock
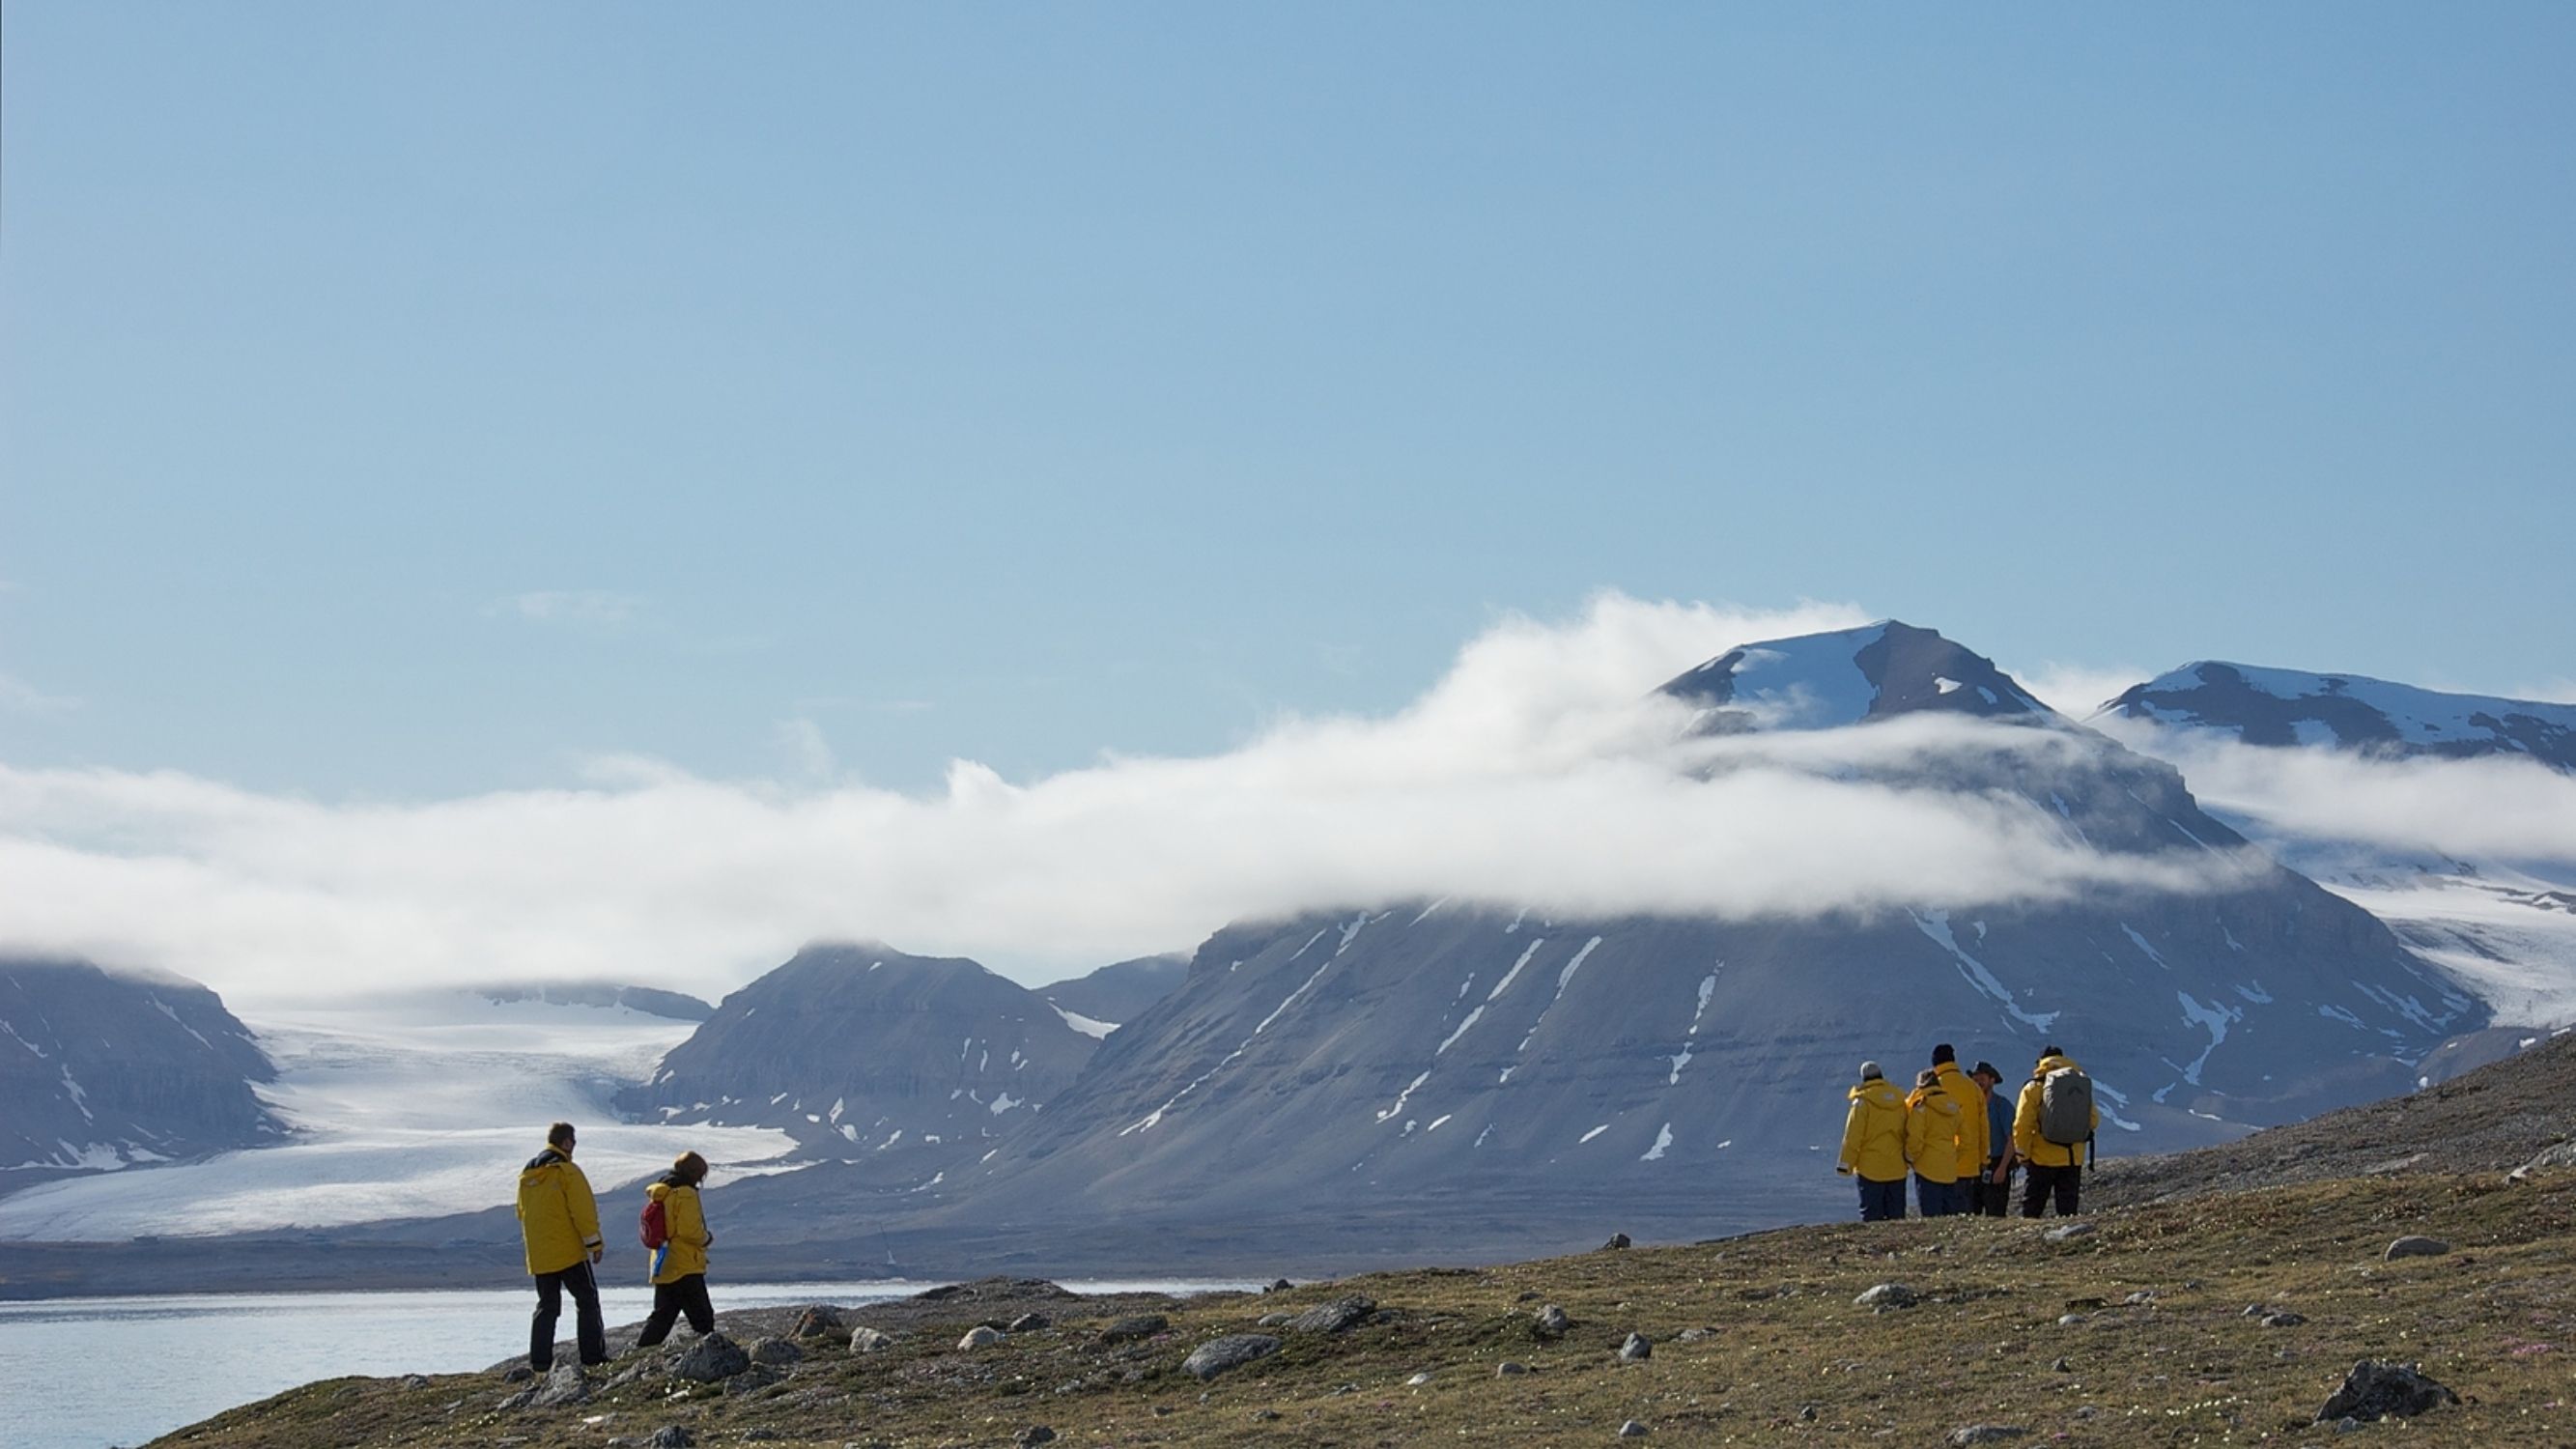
[2262,1312,2307,1328]
[1262,1278,1293,1293]
[2073,1406,2097,1420]
[1514,1290,1541,1302]
[399,1374,431,1389]
[1496,1360,1531,1377]
[2385,1236,2450,1261]
[1601,1233,1632,1251]
[2055,1314,2086,1326]
[1854,1283,1920,1311]
[1014,1428,1056,1447]
[2051,1357,2072,1373]
[1797,1405,1818,1422]
[748,1336,804,1366]
[1256,1312,1292,1327]
[1287,1294,1376,1334]
[1619,1332,1652,1363]
[1947,1427,2028,1446]
[529,1363,591,1408]
[1534,1303,1571,1335]
[1181,1334,1282,1380]
[848,1325,895,1353]
[722,1362,783,1395]
[957,1325,1006,1350]
[2335,1414,2364,1433]
[789,1305,844,1338]
[1675,1327,1711,1343]
[671,1331,751,1382]
[1406,1372,1432,1386]
[1006,1312,1052,1333]
[2316,1359,2459,1423]
[502,1365,535,1384]
[2120,1291,2157,1305]
[2241,1304,2268,1318]
[2042,1222,2095,1242]
[1618,1420,1650,1437]
[1248,1408,1281,1422]
[648,1429,694,1449]
[1100,1314,1168,1344]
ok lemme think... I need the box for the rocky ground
[150,1167,2576,1447]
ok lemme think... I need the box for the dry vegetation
[154,1169,2576,1448]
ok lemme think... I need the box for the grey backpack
[2038,1065,2094,1147]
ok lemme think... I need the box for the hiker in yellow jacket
[1930,1042,1989,1202]
[515,1121,608,1372]
[635,1151,718,1347]
[1836,1061,1910,1222]
[1904,1068,1967,1218]
[2011,1045,2100,1218]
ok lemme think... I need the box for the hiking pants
[530,1259,608,1371]
[2021,1162,2081,1218]
[637,1273,716,1347]
[1915,1174,1966,1218]
[1856,1175,1906,1222]
[1980,1158,2011,1217]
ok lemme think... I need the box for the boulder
[2316,1360,2458,1423]
[747,1336,804,1366]
[649,1428,695,1449]
[529,1363,591,1408]
[1287,1295,1376,1334]
[790,1305,844,1338]
[849,1326,896,1354]
[2384,1236,2450,1261]
[1257,1312,1292,1327]
[672,1332,752,1382]
[1533,1303,1571,1336]
[1006,1313,1053,1333]
[957,1325,1006,1350]
[1601,1233,1632,1251]
[1854,1283,1920,1311]
[1262,1278,1293,1293]
[1099,1315,1167,1345]
[1618,1332,1652,1363]
[1181,1334,1282,1380]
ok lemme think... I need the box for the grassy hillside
[155,1168,2574,1447]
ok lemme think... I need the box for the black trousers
[1980,1158,2011,1217]
[2021,1161,2081,1217]
[530,1259,608,1371]
[636,1273,716,1347]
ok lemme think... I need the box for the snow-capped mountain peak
[2100,662,2576,770]
[1663,619,2052,731]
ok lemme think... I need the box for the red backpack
[638,1196,668,1250]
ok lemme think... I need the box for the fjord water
[0,1279,1237,1449]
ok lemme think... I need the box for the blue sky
[7,4,2573,799]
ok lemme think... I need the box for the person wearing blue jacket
[1972,1062,2014,1216]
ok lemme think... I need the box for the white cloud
[2013,661,2149,720]
[488,590,641,626]
[0,594,2250,1006]
[2091,715,2576,864]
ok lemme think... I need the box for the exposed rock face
[0,956,285,1176]
[1041,954,1189,1034]
[2102,663,2576,769]
[615,944,1099,1164]
[477,982,713,1021]
[902,624,2476,1241]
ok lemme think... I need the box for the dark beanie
[2039,1043,2063,1059]
[1931,1043,1957,1065]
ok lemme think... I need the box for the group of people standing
[1837,1042,2099,1222]
[513,1122,720,1373]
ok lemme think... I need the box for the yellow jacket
[2012,1054,2100,1168]
[1935,1062,1988,1171]
[1838,1078,1910,1182]
[646,1178,712,1284]
[1904,1084,1966,1183]
[515,1145,603,1276]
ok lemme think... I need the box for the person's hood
[524,1145,570,1171]
[1850,1079,1905,1108]
[1907,1086,1960,1112]
[646,1179,677,1203]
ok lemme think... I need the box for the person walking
[635,1151,718,1348]
[1972,1061,2014,1217]
[516,1121,608,1373]
[2011,1045,2099,1217]
[1836,1061,1911,1222]
[1904,1067,1967,1217]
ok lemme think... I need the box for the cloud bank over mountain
[0,595,2268,1003]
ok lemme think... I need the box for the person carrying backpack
[2010,1045,2099,1217]
[515,1121,609,1373]
[634,1151,717,1347]
[1836,1061,1910,1222]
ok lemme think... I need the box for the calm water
[0,1278,1240,1449]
